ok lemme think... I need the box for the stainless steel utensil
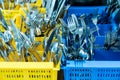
[59,18,69,46]
[42,28,57,61]
[52,0,66,22]
[67,16,76,33]
[0,9,9,30]
[92,15,100,36]
[78,48,89,60]
[0,0,4,9]
[44,0,56,23]
[71,14,79,27]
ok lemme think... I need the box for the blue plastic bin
[62,6,120,80]
[64,61,120,80]
[67,6,106,16]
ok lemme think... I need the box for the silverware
[11,20,42,61]
[105,1,119,18]
[62,13,98,61]
[10,20,23,55]
[44,0,56,24]
[10,20,20,41]
[23,9,43,42]
[0,0,4,9]
[42,28,57,61]
[71,14,79,27]
[29,28,35,42]
[4,30,12,42]
[0,9,9,30]
[43,36,47,49]
[19,32,31,48]
[0,31,5,41]
[81,50,89,60]
[53,52,62,67]
[26,2,31,12]
[79,14,87,45]
[71,14,84,44]
[49,42,59,61]
[10,20,30,55]
[67,16,77,46]
[88,36,94,56]
[74,27,83,41]
[78,47,89,60]
[92,15,100,36]
[0,38,10,61]
[67,16,76,33]
[59,18,69,46]
[79,14,86,29]
[104,27,120,50]
[50,42,65,66]
[59,43,67,58]
[52,0,66,22]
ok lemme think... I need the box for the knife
[42,27,57,61]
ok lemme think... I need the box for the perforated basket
[0,62,60,80]
[63,61,120,80]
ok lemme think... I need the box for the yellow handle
[9,39,20,61]
[27,55,33,62]
[8,52,16,62]
[28,48,42,62]
[0,56,5,62]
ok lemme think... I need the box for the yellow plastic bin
[0,36,60,80]
[0,62,60,80]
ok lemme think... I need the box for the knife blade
[42,27,57,61]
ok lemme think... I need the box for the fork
[71,14,79,27]
[67,16,76,33]
[67,16,76,46]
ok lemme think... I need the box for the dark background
[66,0,107,6]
